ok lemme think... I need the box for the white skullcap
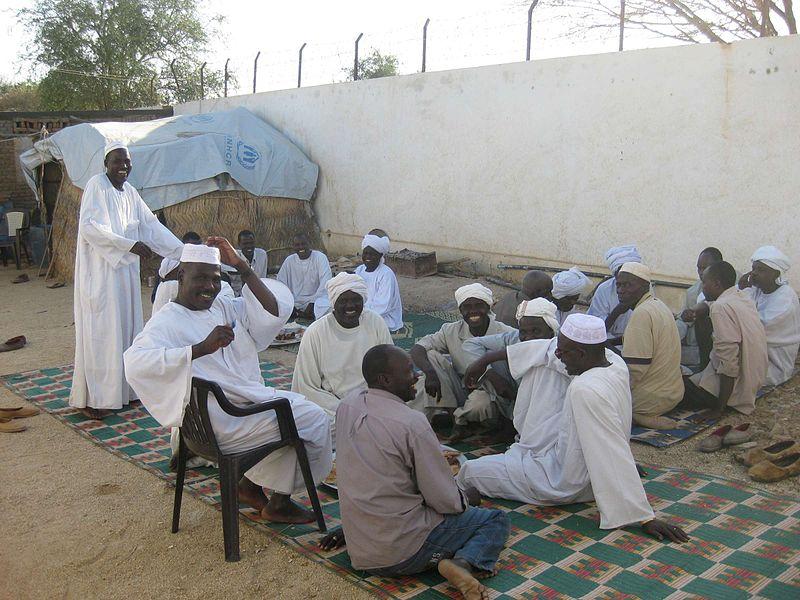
[158,258,180,279]
[361,234,390,255]
[326,272,368,306]
[604,245,642,274]
[552,267,589,300]
[104,140,129,157]
[561,313,607,345]
[180,244,220,265]
[618,262,652,283]
[751,245,790,285]
[515,297,560,335]
[454,283,493,308]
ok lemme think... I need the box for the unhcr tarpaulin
[19,107,319,210]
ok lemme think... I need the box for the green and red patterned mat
[2,363,799,599]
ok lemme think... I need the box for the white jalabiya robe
[746,285,800,386]
[587,277,631,340]
[123,280,332,493]
[70,173,183,410]
[313,264,404,331]
[457,341,654,529]
[152,280,235,315]
[291,310,393,418]
[276,251,332,310]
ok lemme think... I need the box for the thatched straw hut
[47,171,324,282]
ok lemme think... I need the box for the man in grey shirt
[319,345,509,600]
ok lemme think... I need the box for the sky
[0,0,683,96]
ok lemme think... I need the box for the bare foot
[473,568,498,580]
[78,407,110,420]
[237,478,268,511]
[438,559,487,600]
[261,493,316,524]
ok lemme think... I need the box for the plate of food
[270,322,307,346]
[441,445,467,477]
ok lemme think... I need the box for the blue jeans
[366,508,509,577]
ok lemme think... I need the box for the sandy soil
[1,265,798,599]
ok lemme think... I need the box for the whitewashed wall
[177,35,800,293]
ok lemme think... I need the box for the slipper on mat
[11,274,29,284]
[0,418,27,433]
[0,406,39,419]
[0,336,26,352]
[46,281,65,289]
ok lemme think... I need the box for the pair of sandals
[697,423,753,452]
[736,440,800,483]
[0,405,39,433]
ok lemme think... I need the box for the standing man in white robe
[276,233,332,320]
[70,142,184,419]
[551,267,589,325]
[124,239,332,523]
[588,245,643,345]
[739,246,800,387]
[459,314,689,543]
[292,273,393,422]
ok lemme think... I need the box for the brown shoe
[0,406,40,419]
[0,418,27,433]
[698,425,732,453]
[736,440,798,467]
[722,423,753,446]
[748,453,800,483]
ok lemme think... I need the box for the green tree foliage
[0,80,42,111]
[17,0,226,109]
[344,50,400,81]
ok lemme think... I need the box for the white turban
[604,245,642,274]
[751,245,791,285]
[618,262,652,283]
[552,267,589,300]
[104,140,129,157]
[158,258,180,278]
[361,234,390,255]
[326,272,368,306]
[180,244,220,265]
[454,283,493,308]
[561,313,607,345]
[515,297,560,335]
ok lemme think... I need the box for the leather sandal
[722,423,753,446]
[0,336,26,352]
[0,418,27,433]
[698,424,732,453]
[0,406,40,419]
[736,440,798,467]
[748,453,800,483]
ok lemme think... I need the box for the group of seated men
[128,232,800,596]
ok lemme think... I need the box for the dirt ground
[1,264,798,599]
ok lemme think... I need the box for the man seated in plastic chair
[124,237,333,523]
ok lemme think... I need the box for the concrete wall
[177,36,800,295]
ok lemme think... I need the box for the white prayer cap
[604,245,642,274]
[751,245,790,285]
[515,298,560,336]
[552,267,589,300]
[104,140,129,157]
[454,283,493,308]
[361,234,390,255]
[618,262,652,283]
[561,313,607,345]
[180,243,220,265]
[326,272,368,306]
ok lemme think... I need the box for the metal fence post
[224,58,230,97]
[354,33,364,80]
[253,51,260,94]
[526,1,539,61]
[422,18,430,72]
[298,43,306,87]
[199,62,206,99]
